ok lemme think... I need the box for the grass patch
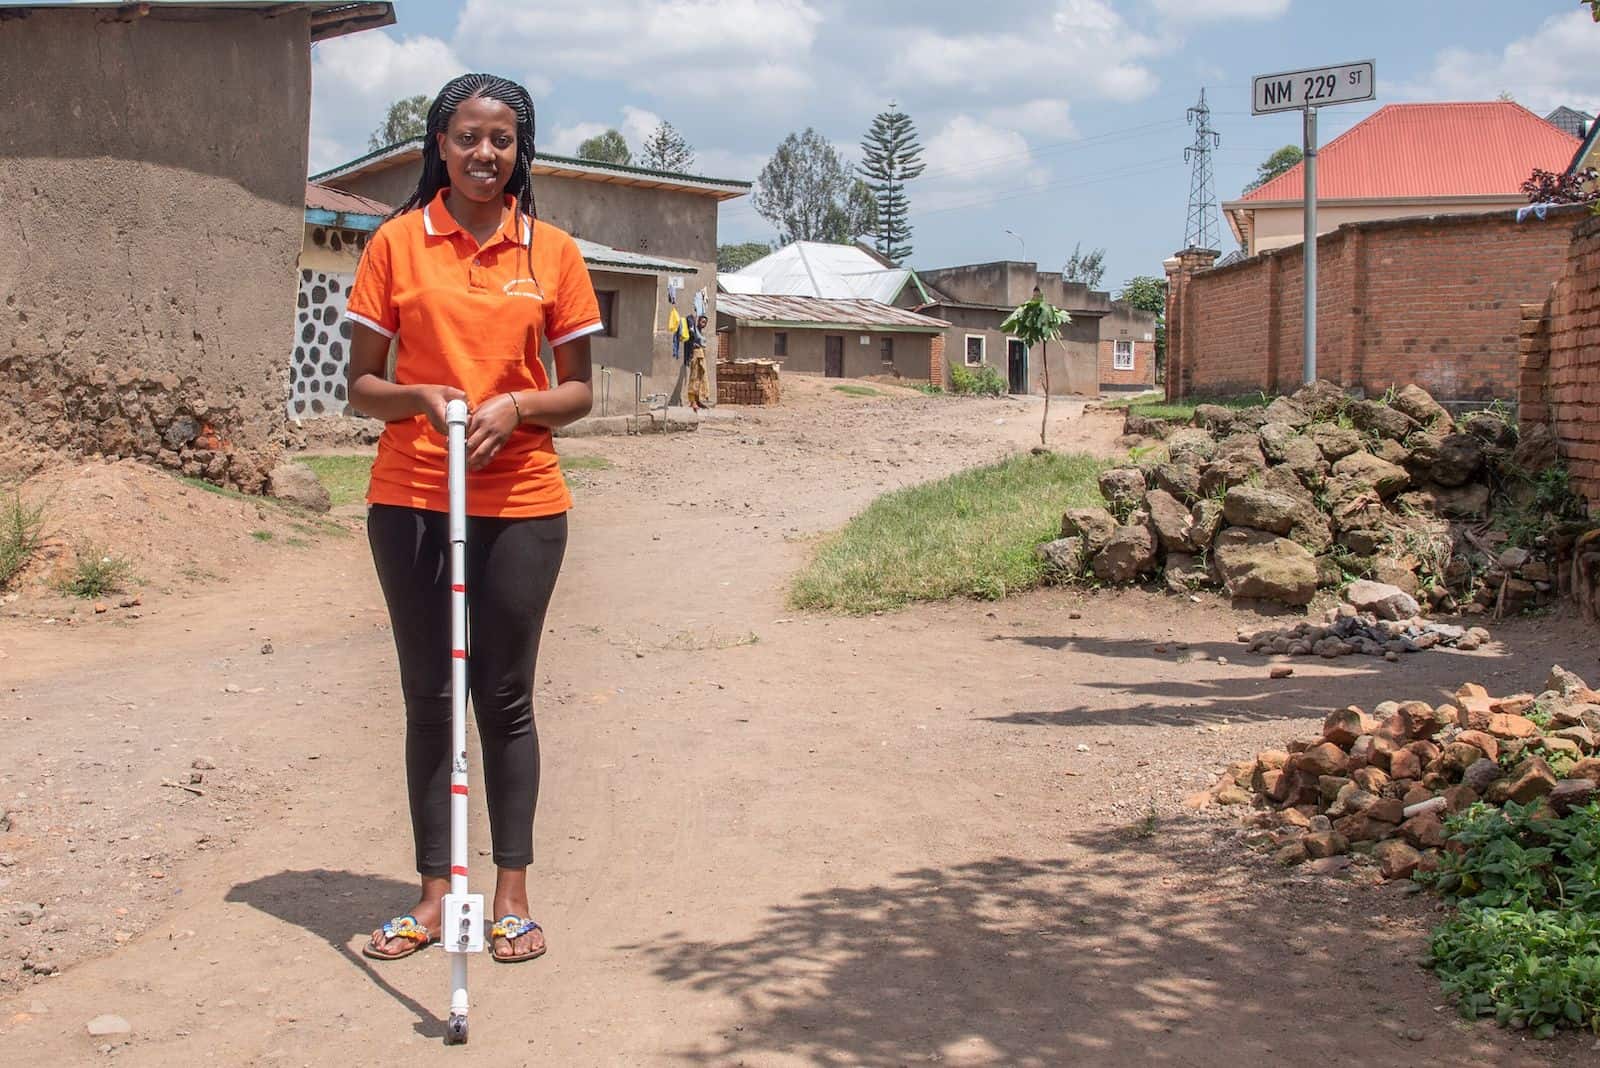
[833,384,881,398]
[791,451,1108,613]
[250,529,273,542]
[1,491,48,589]
[58,542,135,598]
[179,476,246,500]
[1103,391,1269,423]
[560,454,613,472]
[300,454,372,508]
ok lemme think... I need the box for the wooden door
[825,335,844,378]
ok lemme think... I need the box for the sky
[301,0,1600,291]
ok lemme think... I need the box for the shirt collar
[423,188,531,248]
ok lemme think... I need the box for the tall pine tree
[858,104,926,265]
[639,120,695,173]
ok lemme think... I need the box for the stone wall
[0,7,314,489]
[1164,207,1590,406]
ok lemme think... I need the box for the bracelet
[507,391,522,423]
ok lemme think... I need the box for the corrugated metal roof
[574,238,695,275]
[0,2,394,41]
[1235,102,1580,204]
[718,242,914,303]
[305,181,390,217]
[1546,106,1593,140]
[718,293,950,331]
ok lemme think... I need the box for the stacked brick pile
[716,359,780,407]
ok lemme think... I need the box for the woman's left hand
[465,394,519,470]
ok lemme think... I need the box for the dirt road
[2,380,1594,1065]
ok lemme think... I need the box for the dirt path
[2,380,1595,1065]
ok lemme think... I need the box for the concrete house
[1223,102,1581,257]
[0,1,395,489]
[314,141,749,408]
[908,261,1158,396]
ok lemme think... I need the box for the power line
[1183,88,1222,250]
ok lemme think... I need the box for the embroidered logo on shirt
[502,278,545,301]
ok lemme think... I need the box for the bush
[0,491,47,589]
[58,542,136,599]
[1419,800,1600,1037]
[949,364,1005,397]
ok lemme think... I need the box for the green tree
[1062,243,1107,289]
[1245,145,1303,191]
[639,120,695,172]
[858,103,926,264]
[755,128,869,245]
[718,242,772,272]
[368,94,430,150]
[820,180,879,245]
[1118,275,1167,382]
[1001,289,1071,445]
[577,129,632,166]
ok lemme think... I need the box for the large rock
[1391,384,1452,430]
[1261,466,1332,553]
[1429,434,1485,487]
[1163,551,1211,593]
[1212,528,1319,606]
[1222,485,1299,535]
[1191,404,1237,431]
[1146,489,1199,553]
[1347,399,1417,441]
[1550,778,1597,816]
[1257,423,1300,463]
[1098,468,1148,514]
[1434,482,1490,519]
[1310,423,1363,462]
[1505,757,1558,803]
[1261,396,1311,428]
[1281,437,1329,489]
[1332,451,1410,498]
[1090,525,1158,583]
[1166,428,1218,466]
[1460,410,1517,448]
[1345,580,1420,621]
[1190,498,1224,548]
[1512,422,1558,473]
[1291,379,1348,421]
[1124,412,1171,439]
[1152,463,1202,504]
[1062,507,1117,554]
[1036,537,1085,575]
[267,461,332,513]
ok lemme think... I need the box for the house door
[1007,339,1028,394]
[825,335,844,378]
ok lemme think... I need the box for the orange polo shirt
[345,188,602,518]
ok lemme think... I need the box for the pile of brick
[1204,666,1600,880]
[716,359,781,407]
[1039,380,1581,611]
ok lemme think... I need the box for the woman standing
[344,73,602,964]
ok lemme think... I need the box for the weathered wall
[1519,214,1600,507]
[928,305,1099,396]
[333,163,720,404]
[724,325,935,381]
[1165,208,1587,406]
[0,7,312,488]
[1097,302,1158,392]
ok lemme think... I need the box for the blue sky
[306,0,1600,291]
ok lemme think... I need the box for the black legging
[367,504,568,876]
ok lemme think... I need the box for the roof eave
[730,318,947,333]
[309,2,394,41]
[304,207,385,232]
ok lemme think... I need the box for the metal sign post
[1251,60,1375,384]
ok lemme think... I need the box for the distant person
[686,313,712,412]
[343,73,602,965]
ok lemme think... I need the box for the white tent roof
[718,242,913,303]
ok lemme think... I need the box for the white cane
[442,398,484,1045]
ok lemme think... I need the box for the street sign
[1252,60,1375,115]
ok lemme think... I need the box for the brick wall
[1519,214,1600,508]
[929,333,945,388]
[1166,208,1589,405]
[1097,338,1157,391]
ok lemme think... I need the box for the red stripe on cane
[451,865,468,877]
[452,649,466,659]
[452,584,465,592]
[451,784,468,795]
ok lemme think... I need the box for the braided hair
[393,74,540,270]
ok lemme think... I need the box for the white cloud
[1402,9,1600,115]
[916,116,1048,211]
[1148,0,1290,20]
[545,106,664,158]
[889,0,1166,102]
[455,0,821,98]
[987,99,1077,138]
[308,31,470,172]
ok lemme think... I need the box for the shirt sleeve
[344,225,399,339]
[545,231,604,348]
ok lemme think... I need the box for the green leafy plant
[949,363,1005,398]
[58,542,135,599]
[913,382,944,396]
[1001,290,1071,446]
[0,491,48,589]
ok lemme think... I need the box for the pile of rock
[1045,381,1573,610]
[1206,666,1600,880]
[1239,595,1491,661]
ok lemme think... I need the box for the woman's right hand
[413,384,469,434]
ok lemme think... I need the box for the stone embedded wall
[1164,208,1590,406]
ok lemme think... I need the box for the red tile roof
[1238,102,1581,203]
[304,181,391,217]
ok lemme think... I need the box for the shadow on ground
[225,869,444,1038]
[629,821,1544,1068]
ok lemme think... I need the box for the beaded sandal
[362,914,434,960]
[489,915,546,963]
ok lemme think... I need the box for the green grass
[250,529,273,542]
[1,491,48,589]
[560,454,613,472]
[57,542,135,598]
[833,384,881,398]
[300,454,373,508]
[790,451,1109,613]
[1104,391,1269,422]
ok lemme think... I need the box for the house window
[595,290,618,338]
[773,331,788,357]
[881,336,895,364]
[965,334,985,366]
[1113,339,1134,371]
